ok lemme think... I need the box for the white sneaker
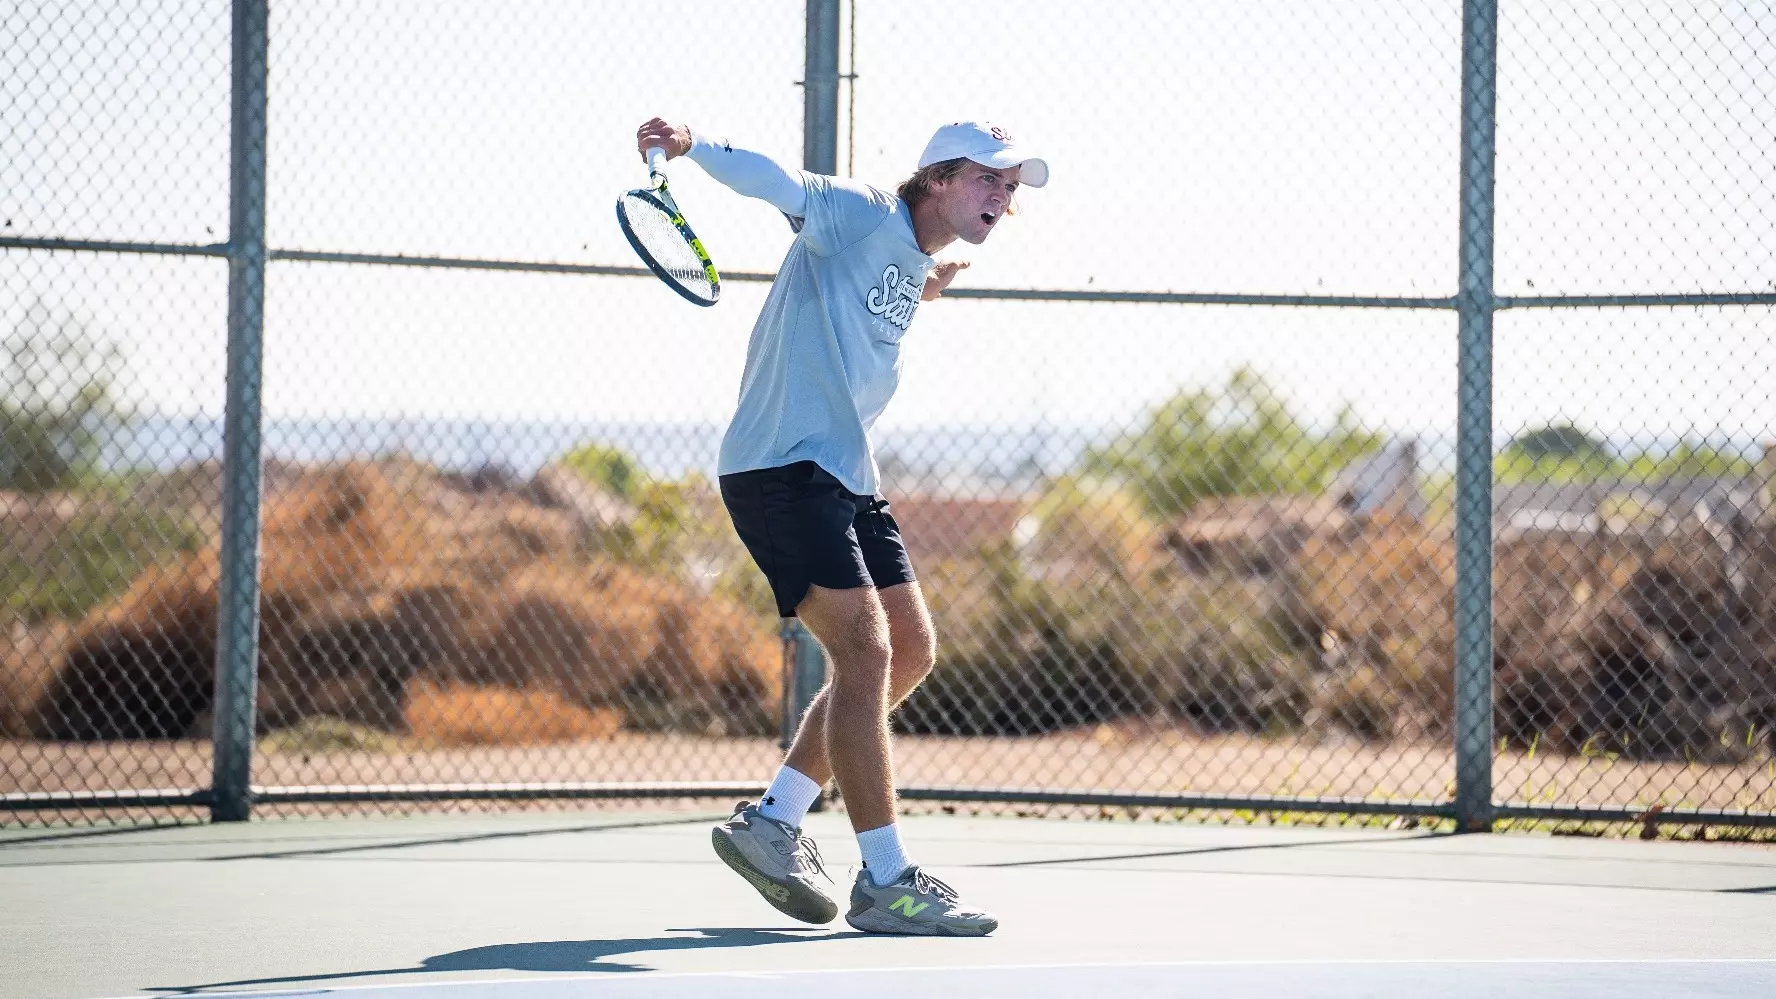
[711,800,838,924]
[845,865,998,936]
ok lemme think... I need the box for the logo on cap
[989,126,1012,142]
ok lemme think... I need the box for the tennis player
[634,117,1047,936]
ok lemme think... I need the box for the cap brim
[968,149,1049,188]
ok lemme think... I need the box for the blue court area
[4,809,1775,998]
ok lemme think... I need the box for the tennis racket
[616,146,720,307]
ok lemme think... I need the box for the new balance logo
[740,867,791,903]
[888,895,929,918]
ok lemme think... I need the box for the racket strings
[619,191,714,300]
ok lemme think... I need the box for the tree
[1084,367,1383,518]
[0,299,124,491]
[1493,422,1616,483]
[558,441,647,499]
[555,440,718,580]
[1495,423,1753,484]
[1624,442,1753,481]
[1509,423,1611,462]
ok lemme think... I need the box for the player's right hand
[636,118,692,161]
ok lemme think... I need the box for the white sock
[857,823,912,886]
[756,766,823,828]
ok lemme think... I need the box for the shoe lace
[747,806,833,884]
[912,868,959,902]
[792,828,833,884]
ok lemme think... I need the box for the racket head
[616,188,720,307]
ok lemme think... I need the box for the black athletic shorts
[718,460,916,618]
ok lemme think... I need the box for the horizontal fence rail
[16,240,1776,312]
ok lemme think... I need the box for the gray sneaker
[711,800,838,924]
[845,865,998,936]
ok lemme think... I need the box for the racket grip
[645,145,669,176]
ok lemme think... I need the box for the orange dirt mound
[403,678,623,745]
[28,460,782,742]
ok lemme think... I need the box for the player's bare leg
[791,582,996,935]
[708,582,906,925]
[789,584,898,832]
[780,581,936,797]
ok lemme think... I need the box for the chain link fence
[3,0,1774,832]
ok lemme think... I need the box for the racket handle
[645,145,669,176]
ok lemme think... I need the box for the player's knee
[894,626,936,687]
[829,625,892,689]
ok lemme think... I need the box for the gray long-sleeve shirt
[686,133,934,496]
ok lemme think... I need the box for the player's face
[934,162,1020,245]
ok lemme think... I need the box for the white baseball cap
[917,121,1049,188]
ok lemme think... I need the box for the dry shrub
[1491,532,1648,752]
[253,574,483,733]
[404,677,621,745]
[456,562,781,736]
[32,459,783,742]
[662,596,783,736]
[903,545,1141,735]
[1315,664,1399,740]
[256,461,579,593]
[1026,477,1166,579]
[39,466,458,740]
[2,491,203,621]
[906,484,1776,756]
[1135,573,1316,735]
[1163,495,1347,576]
[913,480,1188,735]
[39,559,222,739]
[901,532,1316,737]
[0,618,69,737]
[1497,525,1774,761]
[459,562,670,698]
[257,464,443,597]
[1715,536,1776,714]
[496,505,580,559]
[1296,514,1776,758]
[1296,515,1455,739]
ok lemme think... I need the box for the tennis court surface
[6,808,1776,999]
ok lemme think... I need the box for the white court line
[98,956,1776,998]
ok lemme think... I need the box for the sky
[2,0,1774,472]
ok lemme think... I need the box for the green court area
[4,808,1776,998]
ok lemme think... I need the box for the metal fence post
[803,0,841,175]
[793,623,828,730]
[211,0,270,823]
[779,621,829,747]
[1453,0,1500,834]
[778,619,830,809]
[778,620,798,752]
[785,0,842,810]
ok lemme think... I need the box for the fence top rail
[7,237,1774,312]
[1496,293,1776,309]
[0,236,231,257]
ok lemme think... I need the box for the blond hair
[895,158,1021,216]
[895,157,971,208]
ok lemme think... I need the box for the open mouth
[980,211,998,226]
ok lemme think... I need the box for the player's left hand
[922,260,969,301]
[636,118,692,161]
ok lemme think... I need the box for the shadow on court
[144,927,864,993]
[0,815,721,869]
